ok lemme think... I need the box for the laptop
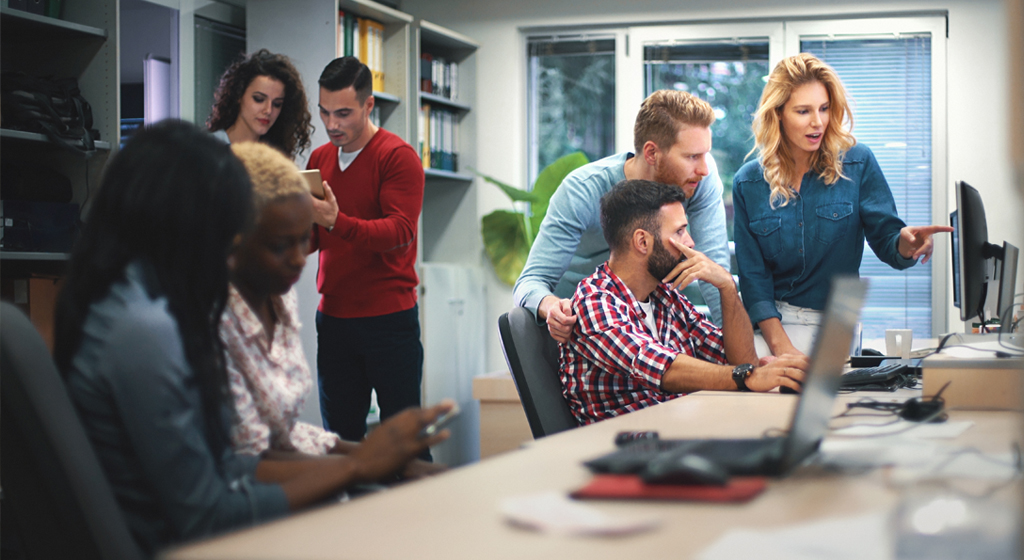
[584,276,868,477]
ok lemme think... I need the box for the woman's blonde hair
[750,53,856,207]
[230,141,308,217]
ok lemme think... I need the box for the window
[801,34,934,339]
[643,39,771,243]
[527,35,616,185]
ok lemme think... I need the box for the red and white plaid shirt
[560,263,728,425]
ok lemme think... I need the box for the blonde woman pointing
[733,53,950,358]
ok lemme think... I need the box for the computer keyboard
[584,439,696,474]
[583,437,783,475]
[840,362,907,387]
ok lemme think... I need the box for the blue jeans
[316,305,428,459]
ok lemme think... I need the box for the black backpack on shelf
[1,73,101,153]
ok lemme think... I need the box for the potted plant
[475,152,588,286]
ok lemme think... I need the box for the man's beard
[653,162,699,198]
[647,232,682,282]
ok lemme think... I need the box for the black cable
[997,292,1024,354]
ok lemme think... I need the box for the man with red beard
[515,91,731,343]
[560,180,809,425]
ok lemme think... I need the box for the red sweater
[307,128,424,318]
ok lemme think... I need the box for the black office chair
[0,302,145,560]
[497,307,579,439]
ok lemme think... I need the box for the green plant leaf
[529,152,589,236]
[481,209,531,286]
[472,170,539,203]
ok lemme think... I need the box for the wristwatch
[732,363,755,392]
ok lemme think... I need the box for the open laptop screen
[779,276,868,472]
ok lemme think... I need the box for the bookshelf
[246,0,413,155]
[0,0,119,344]
[414,19,479,265]
[0,3,118,216]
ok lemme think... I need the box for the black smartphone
[418,403,460,439]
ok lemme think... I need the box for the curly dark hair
[207,49,313,158]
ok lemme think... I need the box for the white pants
[753,301,861,358]
[753,301,823,358]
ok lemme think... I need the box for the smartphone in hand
[300,169,325,199]
[418,403,460,439]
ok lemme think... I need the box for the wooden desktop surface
[162,390,1020,560]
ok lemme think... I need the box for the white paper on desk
[697,512,891,560]
[499,492,659,536]
[889,452,1020,483]
[830,420,973,439]
[820,437,940,468]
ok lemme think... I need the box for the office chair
[0,302,145,560]
[497,307,578,439]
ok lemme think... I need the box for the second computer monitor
[951,180,1020,327]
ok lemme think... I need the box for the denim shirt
[733,143,917,325]
[513,151,731,326]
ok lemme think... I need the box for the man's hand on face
[661,238,733,291]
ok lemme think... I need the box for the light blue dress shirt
[513,152,731,326]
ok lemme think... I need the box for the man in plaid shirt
[561,180,810,425]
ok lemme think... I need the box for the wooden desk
[163,391,1020,560]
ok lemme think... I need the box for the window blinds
[802,35,933,338]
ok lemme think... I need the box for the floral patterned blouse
[220,284,340,455]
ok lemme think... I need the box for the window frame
[523,14,949,335]
[784,16,949,336]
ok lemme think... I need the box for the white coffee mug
[885,329,913,359]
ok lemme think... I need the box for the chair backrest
[0,302,145,560]
[497,307,578,439]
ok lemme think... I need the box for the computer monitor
[950,181,1020,328]
[997,243,1019,333]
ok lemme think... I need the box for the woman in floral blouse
[223,141,444,477]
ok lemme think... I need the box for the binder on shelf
[420,103,431,169]
[368,19,385,92]
[420,53,433,94]
[336,12,384,91]
[342,10,350,58]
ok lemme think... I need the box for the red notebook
[571,474,767,503]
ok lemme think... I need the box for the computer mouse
[779,383,802,394]
[861,348,884,357]
[640,452,730,486]
[614,430,659,447]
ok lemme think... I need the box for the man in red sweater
[307,57,427,455]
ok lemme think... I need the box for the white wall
[120,0,175,84]
[401,0,1024,371]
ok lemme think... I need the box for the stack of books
[419,104,458,172]
[337,12,385,92]
[420,53,458,101]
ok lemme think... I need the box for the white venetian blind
[801,35,933,339]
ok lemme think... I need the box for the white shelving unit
[0,2,118,264]
[414,19,479,265]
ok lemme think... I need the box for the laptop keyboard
[840,362,907,387]
[584,437,784,476]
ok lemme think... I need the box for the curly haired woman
[207,49,313,159]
